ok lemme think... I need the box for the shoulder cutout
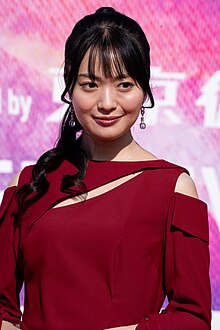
[174,172,199,199]
[8,172,21,188]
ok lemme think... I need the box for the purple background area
[0,0,219,315]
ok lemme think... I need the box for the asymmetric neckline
[88,158,164,164]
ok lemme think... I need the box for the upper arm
[1,320,19,329]
[0,176,23,325]
[8,173,21,188]
[174,172,199,199]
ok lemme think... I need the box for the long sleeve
[0,187,27,329]
[136,192,211,330]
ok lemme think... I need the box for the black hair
[62,6,154,105]
[15,7,154,217]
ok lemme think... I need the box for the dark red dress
[0,160,211,329]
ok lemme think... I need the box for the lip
[93,116,122,127]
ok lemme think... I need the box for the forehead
[78,50,90,71]
[78,48,128,77]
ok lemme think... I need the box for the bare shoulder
[175,172,199,199]
[8,172,21,188]
[1,320,19,329]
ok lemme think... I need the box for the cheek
[72,91,91,114]
[122,92,144,112]
[71,94,92,127]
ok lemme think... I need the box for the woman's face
[71,50,145,143]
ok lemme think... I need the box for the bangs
[86,28,140,80]
[88,44,128,79]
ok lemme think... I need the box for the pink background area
[0,0,219,319]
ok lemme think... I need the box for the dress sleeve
[0,187,27,329]
[136,192,211,330]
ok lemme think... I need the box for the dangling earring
[69,106,75,128]
[139,106,146,129]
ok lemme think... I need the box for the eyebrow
[77,73,130,81]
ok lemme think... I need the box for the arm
[0,176,25,329]
[174,172,199,198]
[8,174,20,188]
[1,321,20,329]
[135,173,211,329]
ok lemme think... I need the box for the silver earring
[139,107,146,129]
[69,106,75,128]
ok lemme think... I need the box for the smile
[93,116,122,127]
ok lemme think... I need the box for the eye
[118,82,134,90]
[80,82,98,90]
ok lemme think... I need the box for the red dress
[0,160,211,329]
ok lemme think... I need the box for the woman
[0,7,211,330]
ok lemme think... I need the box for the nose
[97,86,117,112]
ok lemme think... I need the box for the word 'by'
[0,88,32,122]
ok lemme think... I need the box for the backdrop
[0,0,219,327]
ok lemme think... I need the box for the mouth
[93,116,123,127]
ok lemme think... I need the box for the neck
[80,132,139,161]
